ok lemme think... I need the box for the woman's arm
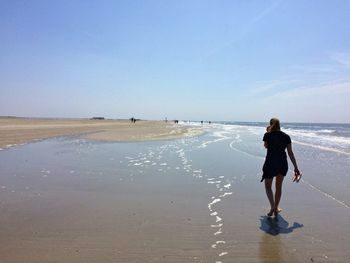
[287,143,302,182]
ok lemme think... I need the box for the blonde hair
[269,118,281,132]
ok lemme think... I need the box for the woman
[262,118,301,217]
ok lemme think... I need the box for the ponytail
[269,118,281,132]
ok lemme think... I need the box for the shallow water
[206,122,350,208]
[0,125,349,262]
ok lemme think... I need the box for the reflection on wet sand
[259,215,303,263]
[259,232,283,263]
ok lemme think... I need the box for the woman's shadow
[259,214,304,236]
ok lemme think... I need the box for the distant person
[262,118,301,217]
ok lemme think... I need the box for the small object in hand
[293,171,302,183]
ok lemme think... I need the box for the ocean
[190,121,350,208]
[224,121,350,154]
[0,121,349,262]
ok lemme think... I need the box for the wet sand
[0,123,349,262]
[0,138,215,263]
[0,117,200,149]
[0,173,214,262]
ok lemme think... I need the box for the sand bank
[0,117,201,148]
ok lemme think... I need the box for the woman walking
[262,118,301,217]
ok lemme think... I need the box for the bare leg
[264,178,274,216]
[274,175,284,216]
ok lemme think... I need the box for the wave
[318,129,336,133]
[285,129,350,155]
[182,121,350,156]
[293,140,350,156]
[221,122,350,155]
[220,121,350,137]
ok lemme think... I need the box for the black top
[263,131,291,158]
[261,131,291,181]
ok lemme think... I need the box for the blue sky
[1,0,350,122]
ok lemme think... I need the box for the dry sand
[0,117,201,148]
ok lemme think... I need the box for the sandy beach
[0,117,200,149]
[3,1,350,262]
[0,121,349,262]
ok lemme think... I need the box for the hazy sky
[1,0,350,122]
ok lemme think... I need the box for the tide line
[302,179,350,210]
[229,141,264,160]
[198,136,229,149]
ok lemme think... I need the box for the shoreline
[0,117,202,149]
[0,119,349,262]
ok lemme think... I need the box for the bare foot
[267,209,274,217]
[273,208,282,217]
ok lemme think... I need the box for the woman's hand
[292,169,302,183]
